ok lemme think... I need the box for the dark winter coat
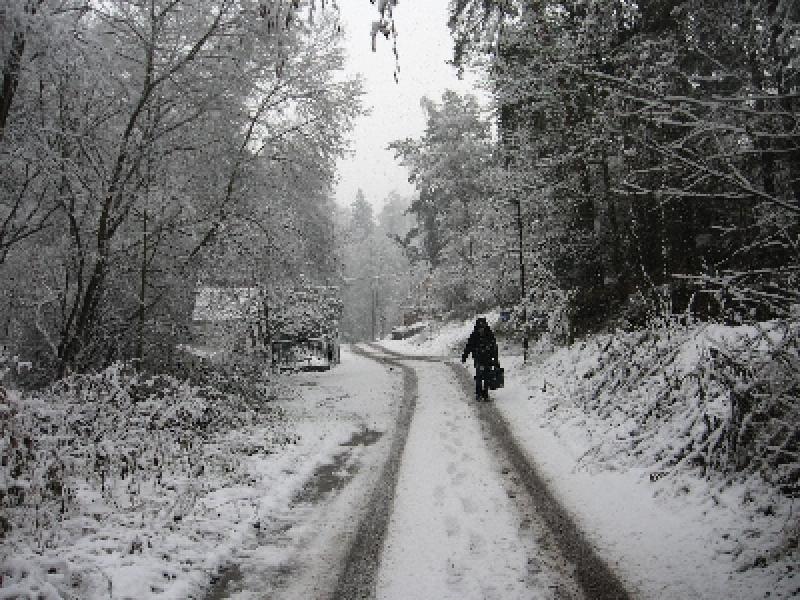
[462,319,499,368]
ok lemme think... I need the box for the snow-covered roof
[192,287,261,322]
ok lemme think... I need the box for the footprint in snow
[446,558,464,586]
[444,515,460,537]
[468,531,486,556]
[460,496,476,514]
[451,471,468,486]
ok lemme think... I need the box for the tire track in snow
[445,361,633,600]
[365,344,585,599]
[331,344,418,599]
[351,343,631,600]
[374,355,562,598]
[202,348,402,600]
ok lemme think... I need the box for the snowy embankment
[380,317,799,599]
[0,349,399,599]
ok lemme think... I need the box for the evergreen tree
[350,189,376,243]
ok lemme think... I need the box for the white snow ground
[0,348,401,600]
[374,358,576,600]
[378,318,798,600]
[4,317,796,599]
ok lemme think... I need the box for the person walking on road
[461,317,499,401]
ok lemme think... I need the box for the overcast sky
[334,1,487,212]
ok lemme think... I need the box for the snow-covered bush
[542,319,799,495]
[507,277,572,342]
[526,318,800,577]
[0,556,72,599]
[0,354,295,599]
[0,359,292,592]
[701,321,800,493]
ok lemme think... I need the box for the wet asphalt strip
[204,349,411,600]
[330,344,419,600]
[204,424,388,600]
[366,343,633,600]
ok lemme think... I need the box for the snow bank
[492,320,799,599]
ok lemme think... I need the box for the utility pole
[371,285,377,341]
[516,198,528,362]
[504,137,529,363]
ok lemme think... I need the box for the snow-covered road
[370,350,581,600]
[2,340,636,599]
[202,347,404,600]
[4,327,794,599]
[208,344,627,600]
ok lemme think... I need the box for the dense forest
[2,0,798,368]
[392,0,798,342]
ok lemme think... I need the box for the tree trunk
[0,0,42,139]
[0,29,26,139]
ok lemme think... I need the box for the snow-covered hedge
[540,319,799,494]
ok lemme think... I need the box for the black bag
[487,365,504,390]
